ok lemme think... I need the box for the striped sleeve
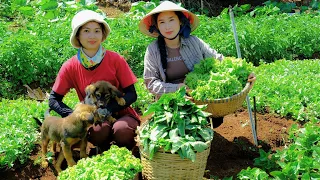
[143,42,181,97]
[196,37,224,61]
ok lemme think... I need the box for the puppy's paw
[69,161,76,167]
[54,164,62,173]
[107,116,117,123]
[80,152,88,159]
[41,161,49,169]
[116,97,126,106]
[97,108,111,117]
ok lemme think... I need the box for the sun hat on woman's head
[70,10,111,48]
[139,1,200,38]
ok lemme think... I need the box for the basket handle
[247,73,256,90]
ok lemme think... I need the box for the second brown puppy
[36,103,101,172]
[84,81,126,123]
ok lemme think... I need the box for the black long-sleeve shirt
[49,84,137,117]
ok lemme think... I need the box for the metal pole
[229,6,242,59]
[253,96,257,135]
[229,7,258,146]
[246,96,258,146]
[201,0,203,15]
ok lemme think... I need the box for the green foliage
[0,99,47,168]
[0,18,73,98]
[220,0,320,18]
[1,6,320,99]
[250,0,296,16]
[237,167,270,179]
[185,57,253,100]
[132,78,155,114]
[139,87,213,162]
[0,88,79,168]
[126,0,160,19]
[58,145,142,180]
[194,14,320,66]
[0,0,105,98]
[1,0,100,21]
[237,120,320,179]
[105,17,153,77]
[250,59,320,121]
[1,0,320,111]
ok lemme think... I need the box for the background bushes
[194,14,320,65]
[0,1,320,99]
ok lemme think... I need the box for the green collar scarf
[77,45,106,68]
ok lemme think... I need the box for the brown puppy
[84,81,126,123]
[34,104,101,172]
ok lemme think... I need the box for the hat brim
[70,19,111,49]
[139,2,199,38]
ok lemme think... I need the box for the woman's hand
[247,73,256,89]
[178,83,194,101]
[177,83,185,89]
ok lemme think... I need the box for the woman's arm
[197,37,224,61]
[48,90,73,117]
[143,44,181,96]
[105,84,137,113]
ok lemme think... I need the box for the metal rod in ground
[246,95,258,145]
[229,6,242,59]
[229,7,258,146]
[253,96,257,135]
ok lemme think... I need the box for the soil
[0,108,298,180]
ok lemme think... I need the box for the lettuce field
[0,0,319,180]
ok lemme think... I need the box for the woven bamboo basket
[193,82,252,118]
[137,123,211,180]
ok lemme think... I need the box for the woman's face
[78,21,103,51]
[157,11,181,39]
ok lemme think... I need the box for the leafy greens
[185,57,253,100]
[138,87,214,162]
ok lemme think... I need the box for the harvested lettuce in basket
[185,57,253,101]
[138,87,213,162]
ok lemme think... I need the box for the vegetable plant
[237,120,320,179]
[185,57,253,101]
[138,87,213,162]
[250,59,320,121]
[58,145,142,180]
[132,78,155,114]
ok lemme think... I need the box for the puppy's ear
[79,112,94,123]
[84,84,96,105]
[108,84,123,98]
[85,84,96,96]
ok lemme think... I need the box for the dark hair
[153,11,190,70]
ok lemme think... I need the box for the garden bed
[1,108,296,180]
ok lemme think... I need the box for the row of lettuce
[0,59,319,179]
[0,1,320,99]
[236,60,320,179]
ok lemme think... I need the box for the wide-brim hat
[70,10,111,48]
[139,1,199,38]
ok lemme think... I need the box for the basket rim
[193,82,251,103]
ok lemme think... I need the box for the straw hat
[139,1,200,38]
[70,10,111,48]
